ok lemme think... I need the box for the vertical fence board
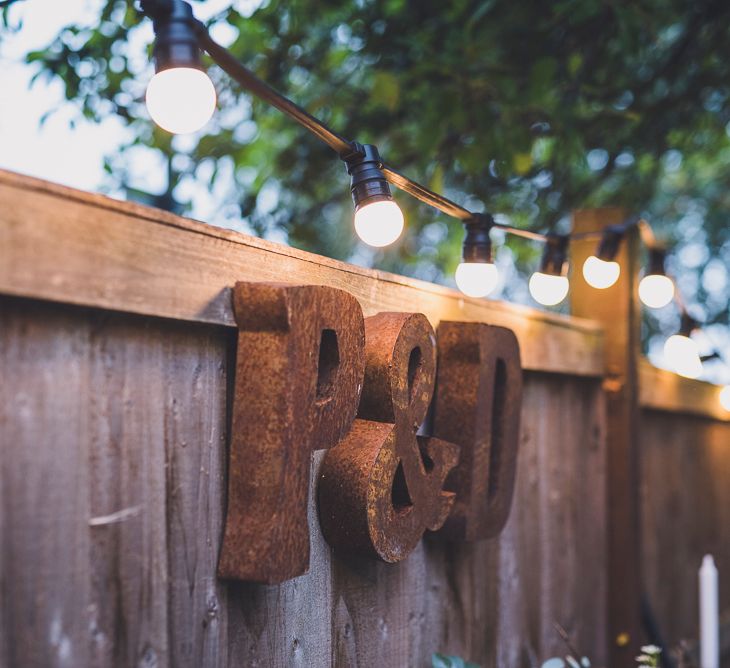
[86,314,170,667]
[508,375,608,665]
[496,514,529,666]
[641,410,730,649]
[574,377,609,659]
[226,450,333,667]
[0,298,93,668]
[163,330,230,668]
[329,545,426,666]
[417,536,498,664]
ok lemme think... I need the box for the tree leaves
[5,0,730,340]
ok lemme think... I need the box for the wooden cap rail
[0,169,603,377]
[639,359,730,422]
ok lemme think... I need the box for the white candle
[700,554,719,668]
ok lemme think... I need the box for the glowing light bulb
[354,200,404,247]
[529,272,569,306]
[455,262,499,298]
[582,255,621,289]
[146,68,216,134]
[664,334,703,379]
[720,386,730,412]
[639,274,675,309]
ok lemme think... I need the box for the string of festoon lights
[138,0,730,410]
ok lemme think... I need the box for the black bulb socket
[595,225,624,262]
[345,143,394,211]
[645,247,667,277]
[143,0,203,73]
[539,233,569,276]
[462,214,494,263]
[679,313,698,337]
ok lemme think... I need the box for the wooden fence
[0,169,727,667]
[640,363,730,661]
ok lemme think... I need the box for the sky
[0,0,239,210]
[0,0,128,191]
[1,0,727,387]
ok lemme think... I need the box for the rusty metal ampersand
[218,282,523,584]
[318,312,459,562]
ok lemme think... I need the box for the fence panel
[639,363,730,657]
[0,172,610,667]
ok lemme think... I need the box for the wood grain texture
[571,208,643,666]
[227,450,334,667]
[163,324,229,668]
[639,359,730,422]
[85,311,171,668]
[507,374,608,666]
[0,296,607,667]
[0,297,94,668]
[641,409,730,651]
[0,296,229,668]
[0,168,603,377]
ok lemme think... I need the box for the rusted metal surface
[218,282,365,583]
[432,322,523,541]
[319,312,459,563]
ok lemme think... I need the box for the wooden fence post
[571,208,643,667]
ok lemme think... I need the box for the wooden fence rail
[0,170,602,378]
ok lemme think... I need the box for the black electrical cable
[137,0,701,259]
[141,1,638,247]
[138,1,730,391]
[188,15,557,239]
[194,27,356,158]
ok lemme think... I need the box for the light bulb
[455,262,499,298]
[146,67,216,134]
[354,200,404,247]
[720,385,730,412]
[529,272,569,306]
[582,255,621,289]
[664,334,703,379]
[639,274,675,309]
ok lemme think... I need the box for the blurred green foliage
[9,0,730,347]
